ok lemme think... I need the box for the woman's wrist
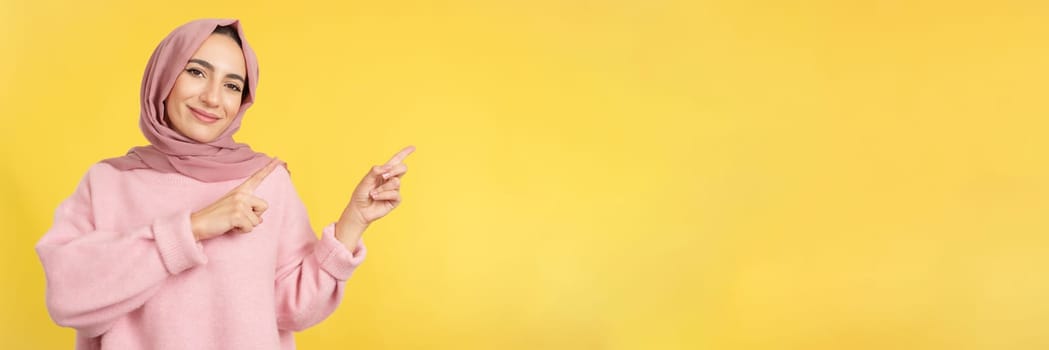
[334,219,368,250]
[189,211,202,241]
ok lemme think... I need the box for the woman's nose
[199,82,221,106]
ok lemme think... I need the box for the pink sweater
[36,162,366,349]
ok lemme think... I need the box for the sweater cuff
[153,210,208,274]
[314,223,366,281]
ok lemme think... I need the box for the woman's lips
[189,107,220,124]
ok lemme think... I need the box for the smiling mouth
[189,107,220,124]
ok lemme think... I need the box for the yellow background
[2,0,1048,349]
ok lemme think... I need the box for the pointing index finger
[384,145,416,166]
[239,158,281,192]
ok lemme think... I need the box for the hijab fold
[104,18,274,182]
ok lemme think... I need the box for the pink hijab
[104,18,276,182]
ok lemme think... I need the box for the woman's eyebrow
[188,58,246,84]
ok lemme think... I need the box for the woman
[35,18,413,349]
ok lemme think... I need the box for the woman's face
[165,33,247,143]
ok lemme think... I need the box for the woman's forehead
[188,34,246,75]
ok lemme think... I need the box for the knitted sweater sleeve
[271,169,367,331]
[35,166,208,337]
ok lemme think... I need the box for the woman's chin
[181,128,222,143]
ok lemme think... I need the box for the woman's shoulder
[256,159,293,184]
[69,161,157,192]
[56,161,134,199]
[82,160,165,181]
[80,161,127,181]
[254,160,299,195]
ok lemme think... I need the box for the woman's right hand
[190,158,281,241]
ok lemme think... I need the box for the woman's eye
[185,68,204,77]
[225,83,242,92]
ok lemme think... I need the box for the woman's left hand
[335,146,415,246]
